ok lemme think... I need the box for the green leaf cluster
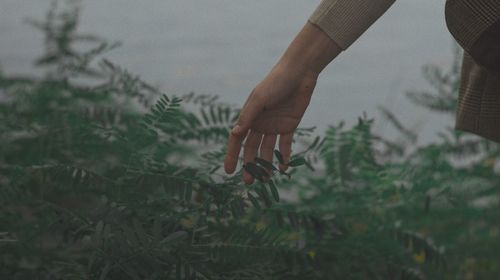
[1,2,500,279]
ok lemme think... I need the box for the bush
[1,2,499,279]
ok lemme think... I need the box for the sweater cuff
[445,0,500,51]
[309,0,396,50]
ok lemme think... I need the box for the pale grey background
[0,0,454,143]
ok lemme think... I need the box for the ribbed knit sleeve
[445,0,500,51]
[309,0,396,50]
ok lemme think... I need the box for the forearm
[275,0,395,80]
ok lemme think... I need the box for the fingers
[224,90,263,174]
[243,131,263,184]
[234,90,263,137]
[226,131,291,184]
[224,128,248,174]
[278,133,293,171]
[260,134,277,173]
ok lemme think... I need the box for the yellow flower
[390,194,401,203]
[255,221,266,231]
[285,233,300,241]
[483,158,496,168]
[413,251,426,264]
[353,223,368,234]
[308,251,316,259]
[489,227,498,237]
[180,216,196,229]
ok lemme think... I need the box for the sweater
[308,0,500,143]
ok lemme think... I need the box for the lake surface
[1,0,455,143]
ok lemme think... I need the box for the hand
[223,22,342,184]
[224,65,316,184]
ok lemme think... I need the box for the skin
[224,22,343,184]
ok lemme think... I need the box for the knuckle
[260,146,273,154]
[250,89,265,103]
[230,129,240,137]
[244,142,257,150]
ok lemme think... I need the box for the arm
[224,22,340,185]
[224,0,396,184]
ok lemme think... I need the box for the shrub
[1,2,499,279]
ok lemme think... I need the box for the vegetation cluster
[1,3,499,279]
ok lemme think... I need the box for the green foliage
[1,2,500,279]
[405,44,462,114]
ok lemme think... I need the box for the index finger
[224,128,248,174]
[278,133,293,171]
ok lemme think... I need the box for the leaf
[275,210,284,227]
[217,106,224,124]
[176,262,182,280]
[93,220,104,244]
[247,192,261,210]
[184,183,193,202]
[235,198,246,215]
[96,220,104,235]
[209,105,217,124]
[288,212,299,230]
[209,165,220,174]
[305,161,315,171]
[308,136,320,151]
[268,180,280,202]
[123,224,139,247]
[255,157,278,171]
[102,58,115,70]
[224,107,231,122]
[274,150,284,165]
[153,217,162,243]
[99,263,112,280]
[231,202,241,219]
[256,184,272,207]
[162,93,170,102]
[279,170,291,179]
[243,162,269,181]
[425,195,431,213]
[156,102,166,111]
[147,128,158,137]
[288,157,306,167]
[201,108,210,125]
[161,231,188,245]
[133,219,149,247]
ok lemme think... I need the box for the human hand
[223,22,342,184]
[224,65,317,184]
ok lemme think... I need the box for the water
[1,0,454,143]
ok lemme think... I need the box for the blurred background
[1,0,453,143]
[4,1,500,278]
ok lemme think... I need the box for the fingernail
[280,164,288,172]
[232,125,242,135]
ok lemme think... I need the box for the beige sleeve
[309,0,396,50]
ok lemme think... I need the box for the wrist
[277,22,342,79]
